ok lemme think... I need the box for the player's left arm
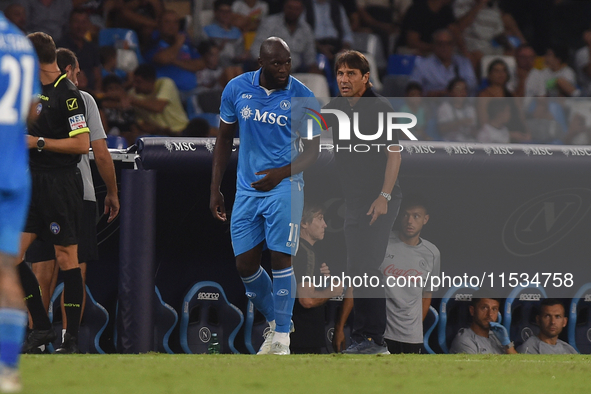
[251,136,319,192]
[367,149,401,225]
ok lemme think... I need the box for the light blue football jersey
[0,13,40,190]
[219,69,321,196]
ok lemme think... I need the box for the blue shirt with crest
[0,12,41,190]
[219,69,321,196]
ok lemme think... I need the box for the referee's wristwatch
[380,191,391,202]
[36,137,45,152]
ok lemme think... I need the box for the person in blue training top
[210,37,321,355]
[0,12,41,393]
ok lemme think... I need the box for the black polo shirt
[323,88,399,200]
[29,74,89,171]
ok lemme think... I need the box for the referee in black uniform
[17,32,88,354]
[323,50,402,354]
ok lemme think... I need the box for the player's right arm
[332,286,353,352]
[210,120,237,221]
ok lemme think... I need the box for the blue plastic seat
[387,54,417,75]
[503,285,548,348]
[154,286,178,354]
[568,283,591,354]
[438,286,479,354]
[106,135,128,149]
[243,300,269,354]
[423,306,439,354]
[179,281,243,354]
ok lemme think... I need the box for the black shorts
[25,200,99,264]
[24,168,83,247]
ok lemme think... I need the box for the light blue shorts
[0,184,31,256]
[231,188,304,256]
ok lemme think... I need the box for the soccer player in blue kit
[0,12,40,392]
[210,37,320,355]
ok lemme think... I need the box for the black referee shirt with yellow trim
[29,74,90,171]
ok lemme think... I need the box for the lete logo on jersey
[68,114,87,130]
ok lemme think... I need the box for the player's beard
[263,67,289,89]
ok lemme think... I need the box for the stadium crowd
[3,0,591,146]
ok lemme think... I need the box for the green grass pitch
[20,354,591,394]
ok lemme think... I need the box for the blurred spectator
[453,0,526,64]
[99,46,132,88]
[410,29,477,97]
[72,0,115,40]
[107,0,163,48]
[231,0,269,51]
[575,26,591,97]
[204,0,247,68]
[124,64,189,135]
[526,45,578,97]
[22,0,71,42]
[182,117,218,137]
[397,0,456,55]
[355,0,412,58]
[499,0,552,55]
[4,3,27,33]
[196,40,242,93]
[477,99,511,143]
[399,82,427,140]
[99,75,141,145]
[303,0,353,61]
[250,0,319,73]
[478,59,530,143]
[145,10,206,102]
[513,44,536,97]
[564,111,591,145]
[57,9,101,93]
[437,77,478,141]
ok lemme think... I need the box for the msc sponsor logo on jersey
[197,292,220,300]
[240,106,288,126]
[66,98,78,111]
[68,114,87,130]
[454,293,473,301]
[519,294,541,301]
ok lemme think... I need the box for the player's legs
[53,244,83,354]
[31,260,56,312]
[0,185,31,391]
[61,262,86,331]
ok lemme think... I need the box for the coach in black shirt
[323,50,402,354]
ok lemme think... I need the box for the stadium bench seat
[502,285,548,348]
[423,306,439,354]
[106,135,128,149]
[437,286,480,354]
[243,300,269,354]
[48,283,109,354]
[387,54,417,76]
[568,282,591,354]
[154,286,178,354]
[179,281,243,354]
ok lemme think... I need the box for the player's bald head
[259,37,290,60]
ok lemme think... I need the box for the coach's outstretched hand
[489,322,511,346]
[210,190,227,221]
[251,167,289,192]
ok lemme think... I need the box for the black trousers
[344,192,401,344]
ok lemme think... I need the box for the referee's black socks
[17,261,52,331]
[62,267,83,337]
